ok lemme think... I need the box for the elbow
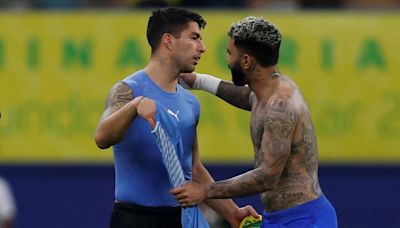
[94,131,111,149]
[96,141,110,150]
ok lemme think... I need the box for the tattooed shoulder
[106,81,134,113]
[266,96,298,128]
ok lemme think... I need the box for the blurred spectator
[298,0,343,8]
[0,0,31,9]
[87,0,135,8]
[181,0,244,8]
[0,177,16,228]
[29,0,88,9]
[245,0,299,10]
[344,0,399,9]
[88,0,180,8]
[136,0,170,8]
[0,0,399,9]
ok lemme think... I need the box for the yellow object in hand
[239,215,263,228]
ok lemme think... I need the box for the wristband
[193,73,222,95]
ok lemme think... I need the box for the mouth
[193,56,201,64]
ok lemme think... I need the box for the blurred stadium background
[0,0,400,227]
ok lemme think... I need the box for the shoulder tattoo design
[106,82,133,113]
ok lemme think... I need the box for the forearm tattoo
[206,168,279,199]
[216,81,252,110]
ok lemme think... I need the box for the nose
[198,40,206,53]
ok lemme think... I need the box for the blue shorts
[261,195,337,228]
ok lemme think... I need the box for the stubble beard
[229,62,247,86]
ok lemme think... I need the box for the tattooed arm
[180,73,254,111]
[172,97,296,205]
[191,131,260,226]
[216,81,254,111]
[206,97,296,198]
[94,81,143,149]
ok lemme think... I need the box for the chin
[181,67,195,73]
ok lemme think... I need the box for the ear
[162,33,175,50]
[241,53,253,70]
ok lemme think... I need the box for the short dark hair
[147,7,206,52]
[228,16,282,67]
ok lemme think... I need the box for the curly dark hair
[228,16,282,67]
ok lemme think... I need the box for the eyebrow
[191,32,201,39]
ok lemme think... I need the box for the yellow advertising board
[0,11,399,164]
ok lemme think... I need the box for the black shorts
[110,202,182,228]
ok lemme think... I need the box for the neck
[144,56,179,93]
[248,65,280,102]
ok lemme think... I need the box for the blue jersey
[151,102,210,228]
[113,70,200,207]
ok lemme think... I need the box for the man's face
[172,21,206,73]
[226,38,247,86]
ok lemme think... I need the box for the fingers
[170,186,196,207]
[149,116,156,129]
[174,196,192,208]
[249,209,260,218]
[178,73,196,88]
[245,205,260,218]
[136,97,157,127]
[179,199,200,208]
[172,192,187,201]
[170,186,183,195]
[170,182,204,208]
[170,187,187,202]
[178,77,191,89]
[170,187,191,201]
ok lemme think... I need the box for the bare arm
[191,133,238,222]
[190,132,259,227]
[94,82,142,149]
[180,73,253,111]
[216,81,253,111]
[204,97,296,198]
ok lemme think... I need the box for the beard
[179,61,195,73]
[180,67,194,74]
[229,61,247,86]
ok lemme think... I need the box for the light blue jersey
[113,70,200,207]
[151,101,209,228]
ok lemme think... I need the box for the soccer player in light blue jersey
[94,8,258,228]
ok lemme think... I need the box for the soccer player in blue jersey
[172,16,338,227]
[94,8,258,228]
